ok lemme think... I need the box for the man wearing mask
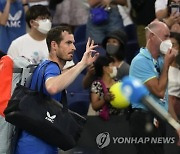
[129,20,176,154]
[7,4,52,64]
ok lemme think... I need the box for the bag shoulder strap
[30,60,58,91]
[97,79,108,95]
[30,60,68,109]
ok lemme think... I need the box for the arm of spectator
[88,0,101,7]
[171,23,180,33]
[156,8,168,20]
[168,95,178,121]
[162,11,179,28]
[110,0,127,5]
[145,48,176,98]
[0,0,11,26]
[91,92,106,111]
[155,0,168,19]
[101,0,127,7]
[82,64,96,89]
[45,39,99,95]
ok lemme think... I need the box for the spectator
[155,0,180,33]
[117,0,133,27]
[15,26,99,154]
[102,29,129,80]
[0,0,28,53]
[86,0,126,45]
[129,20,176,154]
[131,0,156,47]
[7,4,52,64]
[52,0,89,32]
[90,56,123,117]
[83,29,129,89]
[168,32,180,122]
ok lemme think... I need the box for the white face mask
[159,39,172,54]
[109,66,117,78]
[36,19,52,34]
[145,27,172,54]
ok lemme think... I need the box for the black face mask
[106,44,119,55]
[176,53,180,67]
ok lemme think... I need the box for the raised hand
[81,38,99,66]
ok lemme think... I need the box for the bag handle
[98,80,108,95]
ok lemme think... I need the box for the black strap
[33,61,68,110]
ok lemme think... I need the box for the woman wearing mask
[102,29,130,80]
[90,56,122,119]
[83,30,129,89]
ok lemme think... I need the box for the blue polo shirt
[129,48,168,110]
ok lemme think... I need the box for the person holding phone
[155,0,180,33]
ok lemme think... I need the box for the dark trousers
[129,109,166,154]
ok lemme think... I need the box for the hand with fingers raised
[81,38,99,67]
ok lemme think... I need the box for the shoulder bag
[4,61,86,151]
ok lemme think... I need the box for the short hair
[26,5,51,28]
[46,26,72,52]
[94,56,114,77]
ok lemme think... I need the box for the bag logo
[45,111,56,123]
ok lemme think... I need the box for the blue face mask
[106,44,119,55]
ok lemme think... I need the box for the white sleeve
[155,0,168,12]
